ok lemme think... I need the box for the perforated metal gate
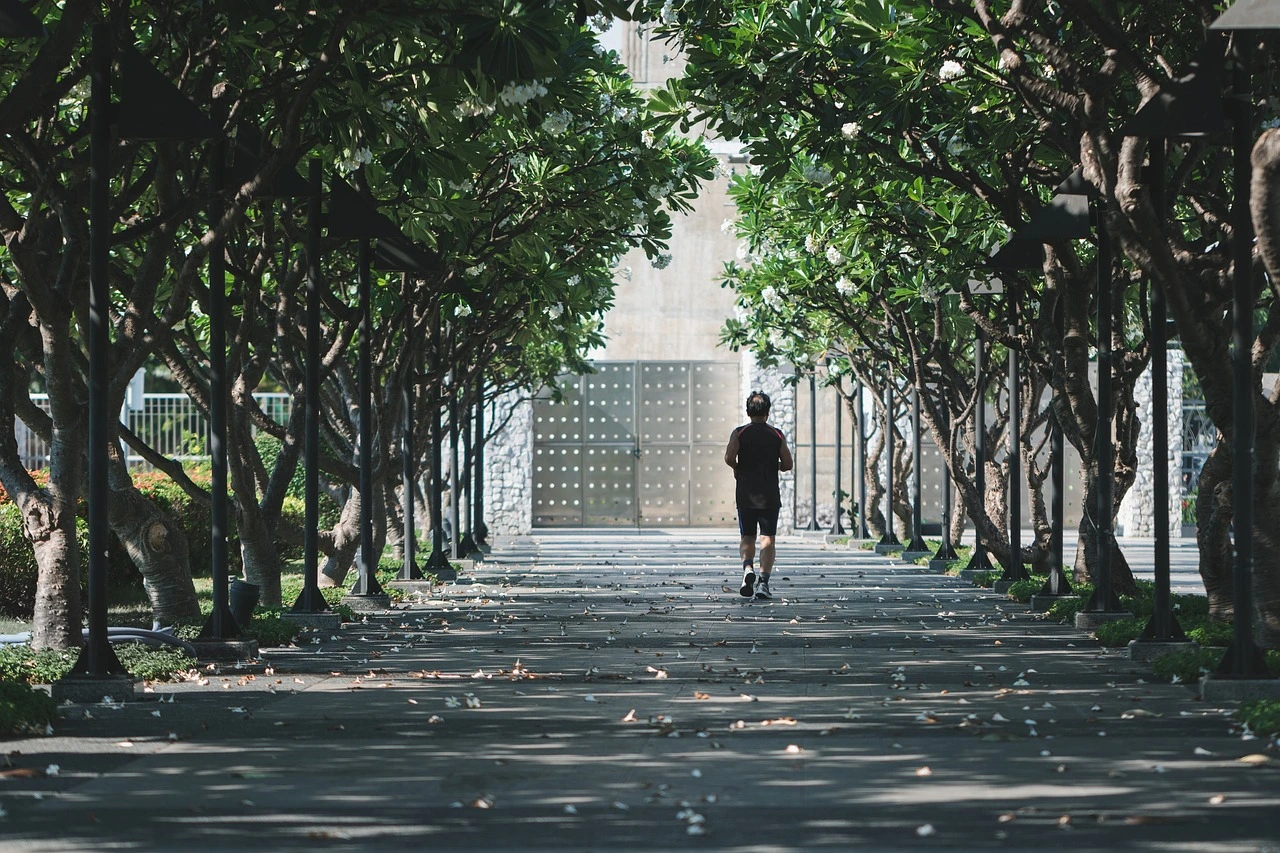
[533,361,739,527]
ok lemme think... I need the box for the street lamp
[60,27,220,701]
[805,370,821,531]
[902,386,931,560]
[828,358,846,536]
[1116,43,1225,653]
[327,177,442,607]
[1206,3,1276,680]
[874,371,903,554]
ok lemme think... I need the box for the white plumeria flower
[652,253,673,270]
[825,246,844,265]
[841,121,861,139]
[804,234,822,255]
[761,286,784,312]
[836,277,854,296]
[454,303,473,318]
[939,59,966,81]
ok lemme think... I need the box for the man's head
[746,391,771,419]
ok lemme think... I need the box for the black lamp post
[929,389,960,571]
[902,387,930,558]
[329,180,442,595]
[473,375,489,549]
[853,372,869,539]
[64,27,219,694]
[424,314,456,580]
[875,375,902,553]
[1208,5,1274,677]
[399,362,422,580]
[805,371,821,531]
[990,180,1091,606]
[829,364,846,536]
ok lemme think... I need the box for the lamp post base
[51,674,135,705]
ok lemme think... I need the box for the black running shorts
[737,507,779,537]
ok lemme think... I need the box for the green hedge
[0,679,56,735]
[1238,700,1280,737]
[0,642,197,686]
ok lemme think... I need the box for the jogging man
[724,391,793,599]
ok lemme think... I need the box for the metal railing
[17,392,292,471]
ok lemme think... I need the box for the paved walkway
[1,530,1276,852]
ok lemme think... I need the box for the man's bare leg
[739,534,758,597]
[759,535,776,577]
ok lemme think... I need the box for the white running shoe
[739,568,756,598]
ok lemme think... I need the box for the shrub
[0,505,91,620]
[112,643,197,682]
[1151,647,1225,683]
[1005,576,1047,603]
[243,611,301,647]
[0,679,56,735]
[1187,620,1234,647]
[1239,700,1280,737]
[1092,617,1147,647]
[0,645,79,685]
[1044,583,1093,623]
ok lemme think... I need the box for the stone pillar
[1117,351,1184,538]
[483,391,533,536]
[741,350,796,529]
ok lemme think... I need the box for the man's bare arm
[779,436,794,472]
[724,429,740,471]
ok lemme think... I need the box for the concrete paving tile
[0,531,1274,852]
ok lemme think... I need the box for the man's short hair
[746,391,771,417]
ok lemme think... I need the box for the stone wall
[483,391,533,536]
[1117,349,1184,538]
[740,349,796,529]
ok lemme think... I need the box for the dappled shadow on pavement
[1,531,1276,851]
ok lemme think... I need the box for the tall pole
[854,377,868,538]
[1084,205,1122,613]
[292,159,327,612]
[457,386,477,556]
[1001,296,1028,584]
[1220,41,1267,676]
[806,372,820,530]
[1039,296,1071,599]
[199,137,239,637]
[398,364,421,580]
[473,376,488,548]
[935,396,959,561]
[1139,138,1184,641]
[350,239,385,598]
[965,328,993,572]
[878,380,901,547]
[72,22,126,676]
[448,384,461,559]
[831,380,845,535]
[904,388,928,554]
[425,312,453,577]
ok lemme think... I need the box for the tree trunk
[1193,443,1234,619]
[238,506,283,608]
[23,491,82,651]
[1071,467,1138,595]
[864,422,887,540]
[106,446,200,624]
[319,487,362,588]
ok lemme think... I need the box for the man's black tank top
[734,422,783,509]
